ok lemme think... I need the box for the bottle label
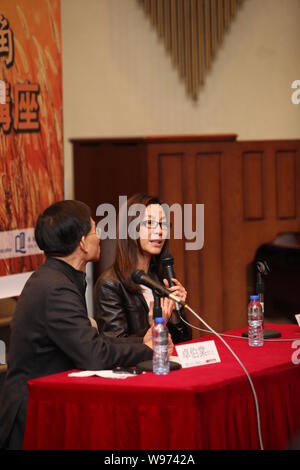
[248,321,264,347]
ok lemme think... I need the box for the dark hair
[35,200,91,257]
[113,193,169,293]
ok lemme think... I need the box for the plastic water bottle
[152,317,169,375]
[248,295,264,347]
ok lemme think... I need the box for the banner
[0,0,64,283]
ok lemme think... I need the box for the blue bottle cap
[250,295,259,300]
[154,317,164,323]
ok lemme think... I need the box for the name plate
[175,340,221,368]
[295,314,300,327]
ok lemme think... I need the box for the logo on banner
[15,232,26,254]
[0,228,42,260]
[0,14,40,133]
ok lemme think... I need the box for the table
[23,324,300,450]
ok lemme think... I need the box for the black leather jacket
[94,267,192,344]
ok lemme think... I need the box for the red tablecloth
[24,324,300,450]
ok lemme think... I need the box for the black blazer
[0,257,152,449]
[94,266,192,344]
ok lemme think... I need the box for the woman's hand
[145,301,174,355]
[143,326,174,357]
[163,278,187,304]
[160,296,174,323]
[167,333,174,356]
[148,300,154,326]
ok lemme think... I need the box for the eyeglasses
[140,220,170,231]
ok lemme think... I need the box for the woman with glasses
[94,193,192,344]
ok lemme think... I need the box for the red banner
[0,0,64,278]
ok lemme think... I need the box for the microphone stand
[137,291,181,372]
[242,260,281,339]
[153,292,162,319]
[256,264,281,339]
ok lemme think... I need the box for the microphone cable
[180,303,264,451]
[180,317,300,343]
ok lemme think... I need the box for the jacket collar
[45,257,87,299]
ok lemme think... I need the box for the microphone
[256,260,270,302]
[161,253,182,322]
[131,270,185,306]
[153,291,162,319]
[161,253,176,287]
[242,259,281,339]
[256,260,281,339]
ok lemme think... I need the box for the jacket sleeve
[94,279,144,340]
[167,309,192,344]
[94,279,150,342]
[45,284,152,370]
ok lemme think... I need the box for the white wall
[61,0,300,199]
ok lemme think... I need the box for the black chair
[255,232,300,324]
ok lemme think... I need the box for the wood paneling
[196,152,224,331]
[276,151,297,219]
[243,151,265,220]
[73,136,300,335]
[159,153,186,285]
[72,139,148,278]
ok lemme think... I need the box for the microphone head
[161,253,174,266]
[256,260,270,276]
[131,268,184,305]
[131,270,146,284]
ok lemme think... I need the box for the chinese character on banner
[0,14,14,67]
[14,83,40,131]
[0,81,12,133]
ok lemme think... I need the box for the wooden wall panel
[243,151,265,220]
[222,143,250,329]
[222,141,300,329]
[159,153,186,286]
[276,151,297,219]
[73,136,300,335]
[196,153,224,331]
[73,138,148,278]
[146,142,204,335]
[183,146,202,333]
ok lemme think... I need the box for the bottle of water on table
[152,317,169,375]
[248,295,264,347]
